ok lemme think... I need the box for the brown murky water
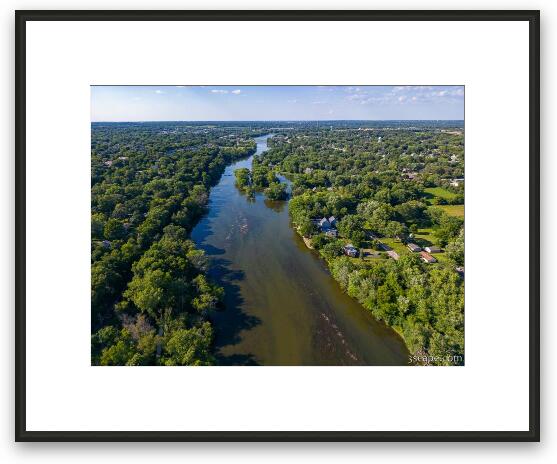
[191,135,409,365]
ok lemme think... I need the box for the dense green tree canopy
[91,122,256,366]
[92,121,464,366]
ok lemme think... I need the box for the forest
[91,122,255,365]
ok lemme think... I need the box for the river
[191,134,409,365]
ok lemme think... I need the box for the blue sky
[91,85,464,122]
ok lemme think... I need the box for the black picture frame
[15,9,540,442]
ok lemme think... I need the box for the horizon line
[91,119,464,123]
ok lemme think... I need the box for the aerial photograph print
[91,85,464,367]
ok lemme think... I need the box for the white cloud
[175,85,185,88]
[287,99,298,104]
[393,85,433,93]
[347,94,391,105]
[132,97,142,101]
[311,101,326,105]
[347,93,368,101]
[210,89,242,95]
[327,109,334,115]
[346,86,464,106]
[154,90,165,94]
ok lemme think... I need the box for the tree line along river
[191,134,409,365]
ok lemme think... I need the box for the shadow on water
[202,250,262,365]
[263,198,288,213]
[190,215,215,243]
[234,185,256,203]
[218,353,260,366]
[193,218,261,366]
[198,243,226,256]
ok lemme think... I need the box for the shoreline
[291,226,413,357]
[301,236,314,249]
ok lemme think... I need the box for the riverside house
[420,251,437,264]
[407,243,422,252]
[343,244,359,258]
[318,217,331,231]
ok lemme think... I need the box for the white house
[343,244,359,258]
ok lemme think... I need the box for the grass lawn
[432,252,450,264]
[433,204,464,218]
[424,187,458,200]
[360,248,387,261]
[412,228,436,248]
[423,187,459,205]
[381,238,410,256]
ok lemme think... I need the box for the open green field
[412,228,436,248]
[432,252,451,264]
[433,204,464,218]
[424,186,458,200]
[424,187,459,205]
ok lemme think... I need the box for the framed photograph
[15,10,540,441]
